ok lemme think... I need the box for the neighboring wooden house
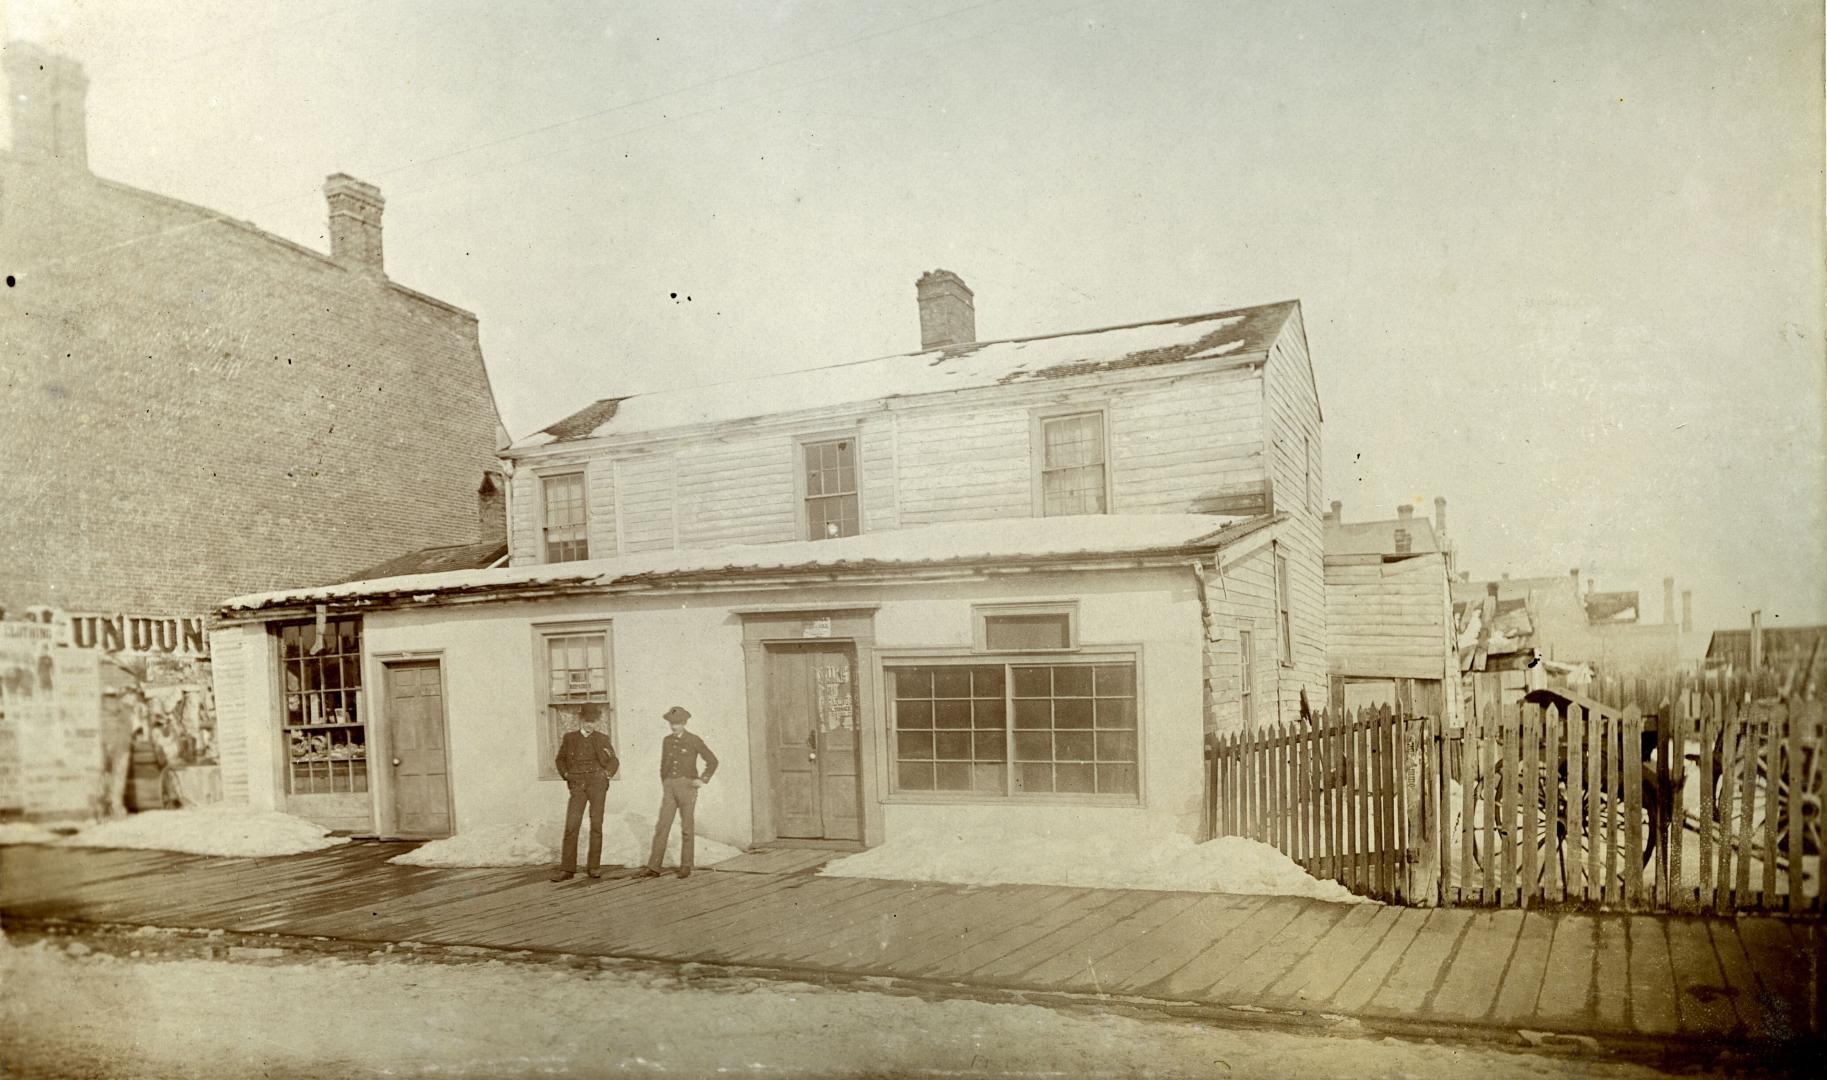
[1706,624,1826,688]
[1322,500,1460,724]
[211,274,1326,850]
[1455,569,1685,678]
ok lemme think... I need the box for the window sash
[804,439,859,539]
[889,660,1138,799]
[1275,552,1292,663]
[1039,413,1107,516]
[542,473,589,562]
[277,617,368,795]
[541,630,614,771]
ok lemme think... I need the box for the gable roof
[515,300,1298,449]
[336,539,508,583]
[1324,517,1441,558]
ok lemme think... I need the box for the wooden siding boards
[585,458,620,560]
[209,627,251,803]
[506,468,541,567]
[1205,541,1280,736]
[675,436,796,548]
[1261,309,1327,725]
[895,403,1033,525]
[616,455,678,553]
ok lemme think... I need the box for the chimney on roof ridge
[324,173,385,275]
[1434,496,1447,536]
[1329,499,1342,524]
[1392,504,1412,554]
[916,269,975,350]
[4,42,89,168]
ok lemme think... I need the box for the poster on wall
[0,620,102,818]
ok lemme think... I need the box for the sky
[3,0,1823,635]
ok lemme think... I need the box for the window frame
[971,601,1079,654]
[794,429,863,541]
[538,468,590,564]
[1030,405,1112,517]
[1239,629,1256,731]
[879,645,1145,807]
[272,615,369,797]
[530,618,616,781]
[1275,547,1293,666]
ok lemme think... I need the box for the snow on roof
[515,300,1296,448]
[1324,517,1441,558]
[218,514,1270,615]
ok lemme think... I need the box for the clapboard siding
[858,415,898,531]
[617,455,678,553]
[1110,370,1264,514]
[585,459,619,560]
[209,626,252,803]
[507,467,541,567]
[1325,554,1454,681]
[1204,541,1280,736]
[896,404,1033,524]
[1261,308,1327,725]
[676,437,797,548]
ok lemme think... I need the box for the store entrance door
[765,644,861,841]
[385,661,451,838]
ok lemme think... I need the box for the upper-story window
[1037,410,1108,516]
[804,437,859,539]
[541,472,589,563]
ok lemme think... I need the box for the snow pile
[391,811,743,869]
[821,826,1368,903]
[0,822,73,846]
[60,809,349,858]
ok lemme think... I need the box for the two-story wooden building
[211,274,1326,853]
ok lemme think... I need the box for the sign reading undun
[65,614,210,658]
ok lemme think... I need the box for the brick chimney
[1682,590,1692,633]
[478,471,506,543]
[1393,503,1413,554]
[4,43,88,168]
[916,270,975,350]
[1434,496,1447,537]
[1328,499,1342,524]
[324,173,385,274]
[1663,576,1675,625]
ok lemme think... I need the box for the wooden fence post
[1405,711,1435,905]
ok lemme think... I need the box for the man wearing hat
[639,705,718,878]
[549,703,619,882]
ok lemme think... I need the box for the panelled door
[385,661,452,838]
[766,644,861,841]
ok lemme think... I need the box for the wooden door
[766,644,861,841]
[386,661,451,838]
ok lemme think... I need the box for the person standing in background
[549,704,619,882]
[639,706,717,879]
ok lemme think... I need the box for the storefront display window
[277,617,366,795]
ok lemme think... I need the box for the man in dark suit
[550,703,619,882]
[639,705,717,879]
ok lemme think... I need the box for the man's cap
[663,706,692,724]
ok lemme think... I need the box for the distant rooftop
[514,299,1299,449]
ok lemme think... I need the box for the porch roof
[216,513,1278,619]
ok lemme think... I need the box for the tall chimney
[916,270,975,350]
[1434,496,1447,536]
[324,173,385,274]
[478,471,507,543]
[1663,576,1675,625]
[1392,504,1412,554]
[1682,590,1692,633]
[1329,499,1342,524]
[4,43,89,168]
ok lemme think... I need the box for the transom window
[974,602,1077,652]
[890,661,1138,798]
[804,437,859,539]
[1038,411,1107,515]
[542,472,589,563]
[538,626,614,780]
[277,617,366,795]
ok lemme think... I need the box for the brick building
[0,43,504,814]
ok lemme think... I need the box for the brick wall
[0,155,503,612]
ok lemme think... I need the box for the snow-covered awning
[216,514,1278,619]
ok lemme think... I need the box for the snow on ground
[0,933,1669,1080]
[391,811,742,869]
[822,826,1370,904]
[59,808,349,858]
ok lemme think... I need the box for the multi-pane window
[1039,412,1107,515]
[804,438,859,539]
[541,630,613,777]
[542,472,588,563]
[278,617,366,795]
[1239,630,1256,730]
[1275,550,1293,664]
[890,661,1138,798]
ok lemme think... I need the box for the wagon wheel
[1465,757,1576,895]
[1750,737,1822,867]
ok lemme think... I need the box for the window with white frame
[541,472,589,563]
[888,660,1138,798]
[537,624,614,779]
[1037,411,1107,516]
[1275,549,1293,664]
[276,617,366,795]
[1239,630,1256,730]
[803,437,859,539]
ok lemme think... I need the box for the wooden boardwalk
[2,842,1819,1046]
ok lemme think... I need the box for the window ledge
[884,792,1141,808]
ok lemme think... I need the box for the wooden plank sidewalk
[1,842,1819,1044]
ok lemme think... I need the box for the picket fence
[1205,678,1823,913]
